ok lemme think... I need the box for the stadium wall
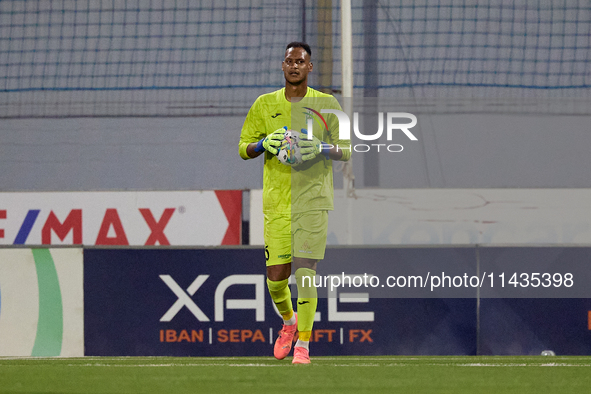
[1,113,591,192]
[249,188,591,246]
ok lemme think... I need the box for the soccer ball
[276,129,303,166]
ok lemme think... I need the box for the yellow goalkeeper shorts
[264,211,329,266]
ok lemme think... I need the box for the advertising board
[0,191,241,246]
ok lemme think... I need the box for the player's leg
[291,211,328,364]
[264,214,297,360]
[293,257,317,364]
[266,263,292,316]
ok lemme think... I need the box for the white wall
[1,113,590,191]
[250,188,591,246]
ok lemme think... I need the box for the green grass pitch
[1,356,590,393]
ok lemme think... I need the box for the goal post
[340,0,356,245]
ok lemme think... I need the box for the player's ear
[308,61,313,72]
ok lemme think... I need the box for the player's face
[282,47,312,86]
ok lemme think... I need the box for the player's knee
[295,267,318,298]
[267,277,289,292]
[293,257,318,271]
[266,263,291,281]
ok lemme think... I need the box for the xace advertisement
[83,248,479,357]
[83,247,591,357]
[0,191,241,246]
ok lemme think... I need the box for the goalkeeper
[239,42,350,364]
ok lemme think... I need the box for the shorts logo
[277,253,291,259]
[298,240,312,254]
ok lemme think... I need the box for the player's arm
[329,134,351,161]
[239,98,286,159]
[239,105,264,159]
[244,142,264,159]
[323,144,346,160]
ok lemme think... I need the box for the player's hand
[256,127,286,155]
[299,128,327,161]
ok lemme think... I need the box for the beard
[285,73,306,86]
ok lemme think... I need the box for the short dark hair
[286,41,311,57]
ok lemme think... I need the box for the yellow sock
[295,268,318,333]
[282,310,294,321]
[266,278,293,320]
[299,331,312,341]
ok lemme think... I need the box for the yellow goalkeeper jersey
[239,87,351,215]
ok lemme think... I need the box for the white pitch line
[3,361,591,369]
[67,363,290,367]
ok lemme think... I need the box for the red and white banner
[0,191,241,246]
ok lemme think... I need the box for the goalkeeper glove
[299,128,332,161]
[254,127,287,155]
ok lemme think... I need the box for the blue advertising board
[478,247,591,355]
[84,248,477,356]
[84,247,591,356]
[479,298,591,355]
